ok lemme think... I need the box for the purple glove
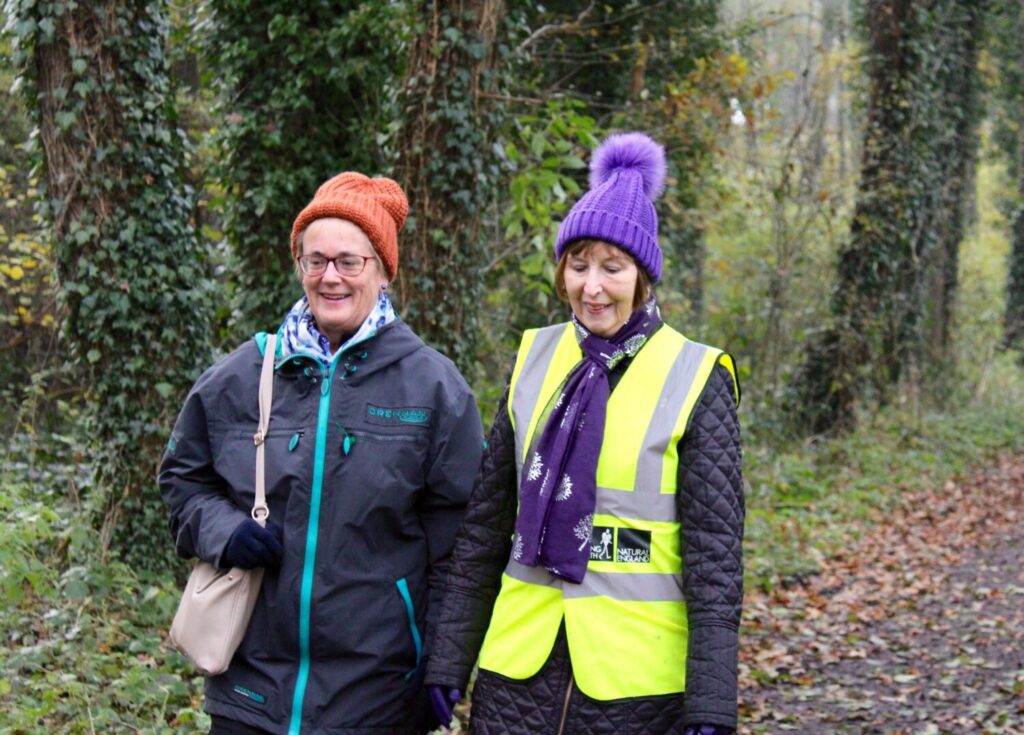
[428,685,462,726]
[221,519,284,570]
[683,727,734,735]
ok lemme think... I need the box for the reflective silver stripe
[504,329,711,605]
[511,324,573,474]
[631,341,710,495]
[506,561,683,604]
[596,486,676,523]
[566,571,684,602]
[505,560,562,588]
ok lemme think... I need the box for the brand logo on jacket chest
[366,404,433,427]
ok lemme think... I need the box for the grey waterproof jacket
[160,320,483,735]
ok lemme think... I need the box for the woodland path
[739,455,1024,734]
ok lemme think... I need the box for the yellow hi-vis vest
[477,322,736,701]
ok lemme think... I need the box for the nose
[583,269,603,296]
[321,260,343,280]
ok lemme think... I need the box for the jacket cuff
[200,508,249,569]
[684,622,739,728]
[423,655,472,691]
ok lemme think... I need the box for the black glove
[221,518,284,570]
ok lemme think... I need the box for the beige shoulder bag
[168,334,276,676]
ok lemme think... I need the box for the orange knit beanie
[290,172,408,280]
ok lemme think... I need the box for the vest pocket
[395,578,423,680]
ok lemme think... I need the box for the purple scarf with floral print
[511,296,661,583]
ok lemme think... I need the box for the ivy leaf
[153,383,174,399]
[86,349,101,364]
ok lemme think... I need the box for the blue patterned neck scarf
[511,295,661,583]
[278,291,396,364]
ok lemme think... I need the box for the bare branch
[518,1,595,52]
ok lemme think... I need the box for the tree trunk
[14,0,212,572]
[790,0,917,432]
[922,1,982,395]
[790,0,985,433]
[394,0,506,373]
[1004,0,1024,351]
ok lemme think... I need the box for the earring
[380,282,388,291]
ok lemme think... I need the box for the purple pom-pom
[589,132,666,200]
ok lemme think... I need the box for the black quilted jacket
[425,341,744,734]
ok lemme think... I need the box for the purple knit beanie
[555,132,667,282]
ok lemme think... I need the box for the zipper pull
[340,427,356,455]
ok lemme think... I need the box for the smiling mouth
[584,303,611,314]
[321,294,350,302]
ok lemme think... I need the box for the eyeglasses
[297,253,375,277]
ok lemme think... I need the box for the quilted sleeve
[419,379,484,659]
[679,361,744,728]
[424,379,519,691]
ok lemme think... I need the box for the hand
[221,518,283,569]
[427,685,462,727]
[683,727,734,735]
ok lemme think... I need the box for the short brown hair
[553,239,653,311]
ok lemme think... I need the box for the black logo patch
[365,404,433,427]
[589,525,614,561]
[615,529,651,564]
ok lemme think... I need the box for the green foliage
[518,0,728,326]
[201,0,406,339]
[700,3,856,430]
[393,1,510,374]
[747,151,1024,588]
[790,0,987,434]
[0,434,205,732]
[986,0,1024,348]
[985,0,1024,177]
[0,32,65,429]
[463,100,602,410]
[503,108,599,284]
[5,0,213,573]
[500,102,597,273]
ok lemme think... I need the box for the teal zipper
[282,332,377,735]
[288,357,336,735]
[395,578,423,680]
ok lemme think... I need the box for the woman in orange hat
[160,172,484,735]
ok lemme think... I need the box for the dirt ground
[739,454,1024,734]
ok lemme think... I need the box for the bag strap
[251,334,276,526]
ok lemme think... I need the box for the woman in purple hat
[423,132,744,734]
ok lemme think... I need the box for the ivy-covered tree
[790,0,986,433]
[393,0,508,371]
[202,0,406,338]
[995,0,1024,350]
[6,0,212,570]
[921,1,984,386]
